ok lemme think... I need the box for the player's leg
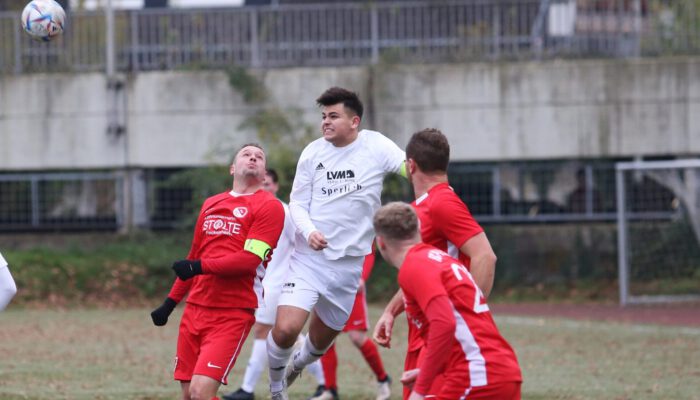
[268,254,325,395]
[287,309,340,385]
[189,307,255,400]
[268,305,310,394]
[346,288,391,400]
[225,277,283,400]
[304,351,326,388]
[309,342,337,400]
[175,305,201,400]
[291,253,362,391]
[188,375,222,400]
[222,322,272,400]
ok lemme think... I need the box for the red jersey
[168,189,285,309]
[412,182,483,267]
[407,182,484,352]
[399,243,521,391]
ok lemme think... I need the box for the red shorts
[174,303,255,384]
[342,289,368,332]
[438,381,521,400]
[403,347,445,399]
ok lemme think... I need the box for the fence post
[13,17,22,75]
[250,8,260,68]
[615,166,628,306]
[130,11,139,72]
[370,4,379,64]
[30,176,40,227]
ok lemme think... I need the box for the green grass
[0,305,698,400]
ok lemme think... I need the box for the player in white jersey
[267,87,406,399]
[223,169,324,400]
[0,251,18,311]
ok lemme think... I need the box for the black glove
[172,259,202,281]
[150,297,177,326]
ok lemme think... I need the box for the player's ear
[351,115,360,129]
[407,158,417,175]
[376,236,386,251]
[229,163,235,176]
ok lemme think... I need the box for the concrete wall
[2,57,699,170]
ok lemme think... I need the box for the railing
[1,0,698,74]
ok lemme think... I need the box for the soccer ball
[20,0,66,42]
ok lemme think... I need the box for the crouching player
[373,202,522,400]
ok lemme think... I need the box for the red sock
[320,343,338,389]
[359,339,388,381]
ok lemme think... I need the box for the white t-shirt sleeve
[0,252,17,311]
[289,147,319,241]
[371,131,406,174]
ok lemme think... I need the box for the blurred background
[0,0,699,307]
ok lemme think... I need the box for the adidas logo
[316,163,325,170]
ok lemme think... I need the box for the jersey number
[450,263,489,314]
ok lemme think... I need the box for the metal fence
[0,172,122,231]
[0,160,685,232]
[1,0,698,74]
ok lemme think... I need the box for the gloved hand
[172,259,202,281]
[150,297,177,326]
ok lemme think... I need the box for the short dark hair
[234,142,264,162]
[405,128,450,173]
[373,202,419,241]
[316,87,364,120]
[266,168,279,183]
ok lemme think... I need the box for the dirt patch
[491,302,700,327]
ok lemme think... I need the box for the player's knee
[347,330,367,347]
[187,381,215,400]
[254,323,272,339]
[272,324,301,348]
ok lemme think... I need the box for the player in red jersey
[311,249,391,400]
[373,202,521,399]
[373,128,498,398]
[149,143,286,400]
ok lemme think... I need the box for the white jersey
[290,129,405,260]
[0,251,17,311]
[263,200,294,291]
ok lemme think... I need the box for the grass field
[1,305,699,400]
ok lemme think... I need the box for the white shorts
[278,250,364,331]
[256,280,282,325]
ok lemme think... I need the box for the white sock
[292,335,331,371]
[267,332,293,392]
[241,339,267,392]
[306,359,325,386]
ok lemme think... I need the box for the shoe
[376,375,391,400]
[270,387,289,400]
[222,388,254,400]
[285,360,303,388]
[307,385,326,400]
[311,388,338,400]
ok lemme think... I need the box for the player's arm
[374,131,408,178]
[459,232,497,298]
[289,153,327,250]
[373,289,405,348]
[151,200,208,326]
[172,200,285,280]
[399,263,453,397]
[433,194,497,298]
[411,295,455,396]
